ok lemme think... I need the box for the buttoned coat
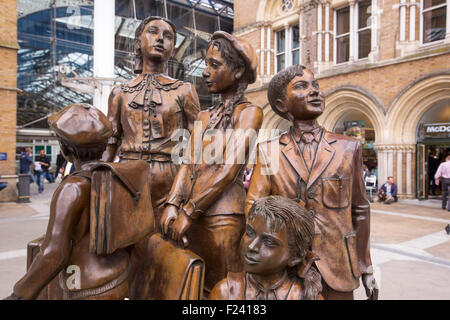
[166,100,263,216]
[245,128,372,292]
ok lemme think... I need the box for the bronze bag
[130,233,205,300]
[89,161,155,255]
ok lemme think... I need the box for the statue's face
[281,70,324,121]
[240,214,292,276]
[140,19,175,63]
[203,45,239,94]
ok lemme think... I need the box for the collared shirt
[386,184,392,196]
[108,73,200,158]
[435,160,450,180]
[292,126,323,170]
[244,272,294,300]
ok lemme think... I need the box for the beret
[48,103,113,146]
[211,31,258,84]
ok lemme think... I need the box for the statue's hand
[362,273,379,300]
[170,210,192,245]
[160,205,178,235]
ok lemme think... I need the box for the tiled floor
[1,183,449,299]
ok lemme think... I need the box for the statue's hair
[267,64,307,120]
[247,195,322,300]
[207,38,249,129]
[133,16,177,74]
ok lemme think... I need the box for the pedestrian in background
[33,160,43,193]
[37,149,54,184]
[54,152,65,180]
[378,176,398,204]
[435,155,450,211]
[19,147,34,183]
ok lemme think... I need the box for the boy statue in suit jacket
[245,65,378,300]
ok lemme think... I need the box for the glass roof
[17,0,234,128]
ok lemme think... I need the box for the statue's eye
[246,226,255,237]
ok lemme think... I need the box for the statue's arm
[351,141,373,274]
[183,106,263,219]
[102,86,123,162]
[182,83,201,133]
[245,144,272,219]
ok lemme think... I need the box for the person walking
[54,152,65,180]
[33,160,43,193]
[37,149,54,184]
[435,155,450,211]
[19,147,34,183]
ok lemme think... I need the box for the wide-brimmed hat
[211,31,258,84]
[48,103,112,146]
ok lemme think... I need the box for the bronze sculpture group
[4,16,378,300]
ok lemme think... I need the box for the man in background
[435,155,450,211]
[37,149,54,184]
[378,176,398,204]
[19,148,34,183]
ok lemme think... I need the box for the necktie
[301,132,315,170]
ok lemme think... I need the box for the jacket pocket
[344,232,361,279]
[321,175,350,209]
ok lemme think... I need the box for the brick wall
[319,53,450,112]
[0,0,18,202]
[234,0,260,31]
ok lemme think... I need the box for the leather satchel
[89,161,155,255]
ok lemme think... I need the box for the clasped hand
[160,205,192,247]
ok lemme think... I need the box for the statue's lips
[244,254,259,265]
[307,99,323,107]
[153,45,165,52]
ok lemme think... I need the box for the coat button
[307,190,316,199]
[308,210,316,218]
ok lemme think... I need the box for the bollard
[17,173,31,203]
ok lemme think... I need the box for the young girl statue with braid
[160,31,263,294]
[209,196,323,300]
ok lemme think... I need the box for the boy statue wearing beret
[5,104,129,300]
[245,65,378,300]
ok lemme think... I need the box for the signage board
[421,123,450,139]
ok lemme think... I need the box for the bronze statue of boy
[209,196,323,300]
[5,104,129,300]
[246,65,378,300]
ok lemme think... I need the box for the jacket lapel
[307,131,336,189]
[281,133,309,184]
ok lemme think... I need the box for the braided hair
[207,38,250,129]
[247,196,322,300]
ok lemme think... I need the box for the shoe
[3,293,20,300]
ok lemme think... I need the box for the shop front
[417,122,450,199]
